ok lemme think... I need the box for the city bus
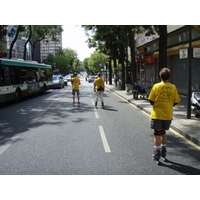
[0,58,53,103]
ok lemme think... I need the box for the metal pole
[187,25,192,119]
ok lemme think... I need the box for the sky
[62,25,95,62]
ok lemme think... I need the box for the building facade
[135,25,200,95]
[40,33,62,62]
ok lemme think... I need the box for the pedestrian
[148,68,180,163]
[114,74,118,87]
[71,72,81,104]
[132,82,141,99]
[94,72,105,108]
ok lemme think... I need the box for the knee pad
[154,130,161,136]
[161,130,166,135]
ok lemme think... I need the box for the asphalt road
[0,78,200,175]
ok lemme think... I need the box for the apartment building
[40,34,62,62]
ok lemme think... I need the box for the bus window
[0,64,4,86]
[25,69,37,83]
[46,68,53,81]
[4,66,11,85]
[10,66,20,84]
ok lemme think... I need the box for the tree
[82,25,124,86]
[9,25,26,59]
[142,25,168,80]
[29,25,63,60]
[23,25,32,59]
[52,55,69,74]
[158,25,167,73]
[42,47,82,75]
[127,25,136,89]
[88,52,109,74]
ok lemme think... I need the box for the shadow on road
[159,159,200,175]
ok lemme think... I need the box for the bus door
[25,69,40,93]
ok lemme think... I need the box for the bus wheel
[15,88,22,102]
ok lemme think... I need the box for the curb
[106,86,200,147]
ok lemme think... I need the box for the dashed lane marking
[98,126,111,153]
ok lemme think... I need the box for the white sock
[154,146,161,150]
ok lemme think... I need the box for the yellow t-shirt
[95,77,104,89]
[148,82,180,120]
[71,77,80,90]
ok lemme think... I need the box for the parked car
[191,92,200,118]
[52,75,64,88]
[65,75,72,82]
[88,76,97,83]
[63,76,68,86]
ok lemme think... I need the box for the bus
[0,58,53,103]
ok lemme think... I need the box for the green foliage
[43,47,83,75]
[83,51,109,74]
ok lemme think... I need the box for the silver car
[88,76,97,83]
[52,75,65,88]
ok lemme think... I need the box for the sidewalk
[105,83,200,147]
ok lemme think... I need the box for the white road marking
[91,99,99,119]
[98,126,111,153]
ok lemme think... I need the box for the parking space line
[98,126,111,153]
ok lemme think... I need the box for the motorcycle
[191,92,200,118]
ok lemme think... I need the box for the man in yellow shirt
[94,72,105,108]
[148,68,180,163]
[71,72,81,104]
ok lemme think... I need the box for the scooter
[191,92,200,118]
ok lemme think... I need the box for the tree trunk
[23,25,32,60]
[128,26,137,89]
[9,25,22,59]
[109,60,112,85]
[158,25,167,79]
[117,26,125,90]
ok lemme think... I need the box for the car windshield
[194,93,200,100]
[53,76,59,80]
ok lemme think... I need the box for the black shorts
[151,119,171,130]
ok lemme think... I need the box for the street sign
[193,48,200,58]
[179,48,188,59]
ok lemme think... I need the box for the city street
[0,78,200,175]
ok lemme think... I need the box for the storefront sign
[144,56,155,64]
[193,48,200,58]
[179,48,188,59]
[136,58,142,63]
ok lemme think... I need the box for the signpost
[187,25,192,119]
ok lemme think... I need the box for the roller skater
[152,149,161,164]
[148,68,180,165]
[161,146,167,161]
[94,72,105,109]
